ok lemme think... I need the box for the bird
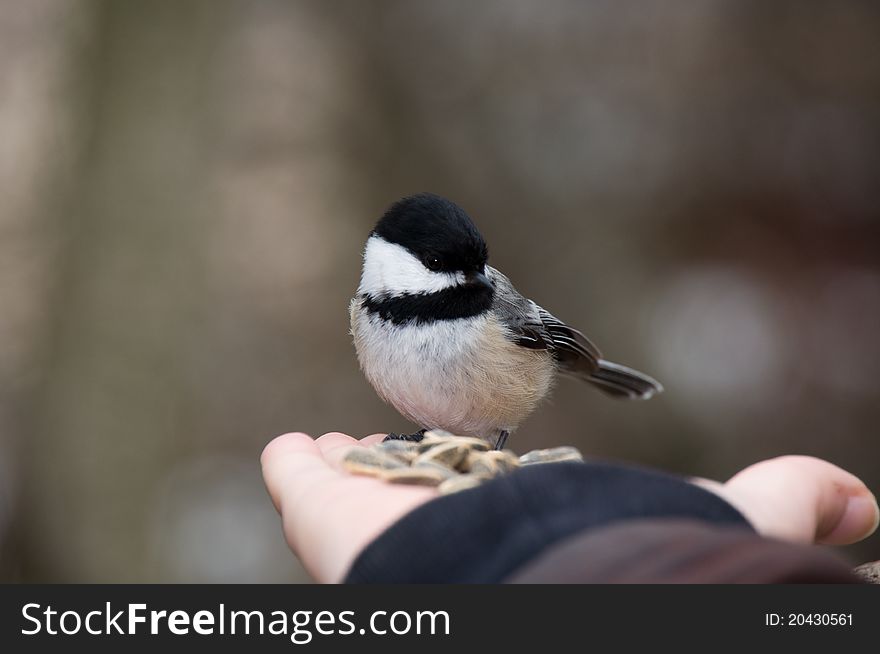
[349,193,662,450]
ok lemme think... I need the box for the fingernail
[824,493,880,545]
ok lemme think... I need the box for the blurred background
[1,0,878,582]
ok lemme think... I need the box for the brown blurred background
[1,0,878,582]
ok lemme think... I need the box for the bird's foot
[494,430,510,451]
[383,429,427,443]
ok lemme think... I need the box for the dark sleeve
[343,461,756,583]
[508,518,862,583]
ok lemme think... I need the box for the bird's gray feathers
[487,266,601,375]
[488,266,662,399]
[587,359,663,399]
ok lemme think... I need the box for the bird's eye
[424,255,442,271]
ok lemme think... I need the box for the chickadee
[350,193,662,450]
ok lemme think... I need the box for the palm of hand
[262,432,437,583]
[262,432,879,583]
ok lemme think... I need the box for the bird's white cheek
[358,236,463,296]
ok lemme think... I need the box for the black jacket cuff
[343,461,752,583]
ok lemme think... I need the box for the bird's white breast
[350,300,555,439]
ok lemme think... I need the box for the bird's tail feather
[588,359,663,400]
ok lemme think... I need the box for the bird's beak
[467,270,494,291]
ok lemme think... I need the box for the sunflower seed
[466,450,520,477]
[438,475,485,495]
[384,467,448,487]
[519,446,584,465]
[412,460,460,480]
[413,441,471,469]
[341,447,408,478]
[375,439,420,463]
[854,560,880,584]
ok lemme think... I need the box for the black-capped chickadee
[350,193,663,450]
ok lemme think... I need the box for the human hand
[261,432,435,584]
[261,432,879,583]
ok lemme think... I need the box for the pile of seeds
[342,430,584,494]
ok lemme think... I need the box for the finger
[317,433,394,468]
[260,432,341,513]
[315,431,364,468]
[710,456,879,545]
[362,433,388,446]
[314,431,359,450]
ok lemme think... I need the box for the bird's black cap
[373,193,488,274]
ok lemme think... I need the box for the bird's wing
[488,266,601,375]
